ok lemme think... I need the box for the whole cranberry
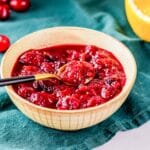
[0,0,9,4]
[60,60,95,85]
[9,0,30,12]
[19,50,44,66]
[56,96,80,110]
[18,83,35,98]
[86,96,106,108]
[20,66,40,76]
[41,62,55,73]
[0,4,10,20]
[30,92,57,108]
[0,34,10,52]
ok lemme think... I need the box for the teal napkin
[0,0,150,149]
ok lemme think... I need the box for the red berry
[30,92,57,108]
[101,86,116,100]
[41,62,55,73]
[67,50,80,61]
[88,79,103,94]
[9,0,30,12]
[0,0,9,4]
[0,34,10,52]
[76,85,97,96]
[60,60,95,85]
[20,66,40,76]
[18,83,35,98]
[54,85,75,98]
[56,96,80,110]
[19,50,44,66]
[86,96,104,107]
[0,4,10,20]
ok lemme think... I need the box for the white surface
[94,121,150,150]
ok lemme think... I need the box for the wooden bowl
[1,27,137,130]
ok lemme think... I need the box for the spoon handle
[0,75,35,87]
[0,73,61,87]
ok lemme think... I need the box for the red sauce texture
[11,45,126,110]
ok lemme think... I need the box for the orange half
[125,0,150,42]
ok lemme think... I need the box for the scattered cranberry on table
[0,34,10,52]
[0,0,30,20]
[0,4,10,20]
[12,45,126,110]
[9,0,30,12]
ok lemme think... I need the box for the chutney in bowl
[1,27,137,130]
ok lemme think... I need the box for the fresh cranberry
[0,4,10,20]
[30,92,57,108]
[20,66,40,76]
[56,96,80,110]
[0,0,9,4]
[19,50,44,66]
[0,34,10,52]
[9,0,30,12]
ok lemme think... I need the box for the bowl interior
[1,27,137,111]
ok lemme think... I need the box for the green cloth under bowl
[0,0,150,149]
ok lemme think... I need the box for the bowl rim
[1,26,137,114]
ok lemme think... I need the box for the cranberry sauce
[11,45,126,110]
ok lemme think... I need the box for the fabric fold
[0,0,150,149]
